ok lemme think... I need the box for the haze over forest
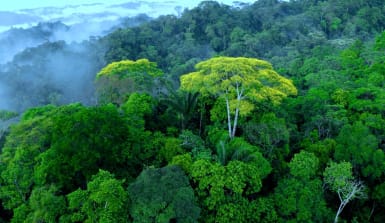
[1,0,385,222]
[0,0,253,111]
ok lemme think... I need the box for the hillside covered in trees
[1,0,385,222]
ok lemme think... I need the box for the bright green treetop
[96,59,163,79]
[95,59,163,105]
[180,56,297,138]
[324,162,367,223]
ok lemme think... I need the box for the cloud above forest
[0,1,187,33]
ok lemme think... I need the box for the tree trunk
[334,190,346,223]
[334,201,346,223]
[231,106,239,138]
[225,97,233,139]
[231,83,243,139]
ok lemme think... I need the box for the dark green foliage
[243,113,290,177]
[161,90,200,131]
[12,185,66,223]
[0,103,148,221]
[214,137,261,166]
[128,165,200,223]
[244,113,289,157]
[274,151,333,222]
[335,122,385,181]
[32,104,132,190]
[66,170,129,222]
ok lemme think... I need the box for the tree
[288,151,319,180]
[161,90,199,130]
[274,151,332,222]
[303,138,336,170]
[180,56,297,139]
[0,103,141,221]
[33,104,133,191]
[178,130,209,160]
[324,161,367,223]
[190,157,271,222]
[95,59,163,105]
[128,165,200,223]
[334,122,385,181]
[0,106,56,212]
[244,112,290,160]
[213,136,261,166]
[9,185,66,223]
[121,93,154,130]
[66,170,129,223]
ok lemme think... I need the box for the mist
[0,82,11,110]
[0,10,153,112]
[0,38,108,112]
[0,0,253,113]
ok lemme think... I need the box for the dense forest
[1,0,385,222]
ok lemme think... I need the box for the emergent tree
[180,56,297,139]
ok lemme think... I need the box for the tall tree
[324,161,367,223]
[95,59,163,105]
[180,56,297,139]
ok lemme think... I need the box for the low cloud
[0,0,251,112]
[0,11,42,26]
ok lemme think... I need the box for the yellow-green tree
[95,59,163,105]
[180,56,297,138]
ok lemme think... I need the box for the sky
[1,0,252,11]
[2,0,127,11]
[0,0,257,33]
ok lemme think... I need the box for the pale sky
[1,0,252,11]
[0,0,257,33]
[1,0,121,11]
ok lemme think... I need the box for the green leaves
[323,161,367,223]
[374,31,385,50]
[26,186,66,222]
[95,59,163,105]
[289,151,319,180]
[96,59,163,79]
[273,151,332,222]
[122,93,154,130]
[190,157,271,222]
[335,122,385,180]
[0,110,18,121]
[67,170,129,223]
[128,165,200,223]
[214,137,261,166]
[180,56,297,138]
[324,162,367,201]
[324,162,354,192]
[181,57,297,104]
[0,103,144,222]
[33,104,132,190]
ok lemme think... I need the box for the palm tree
[162,89,199,130]
[215,137,259,166]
